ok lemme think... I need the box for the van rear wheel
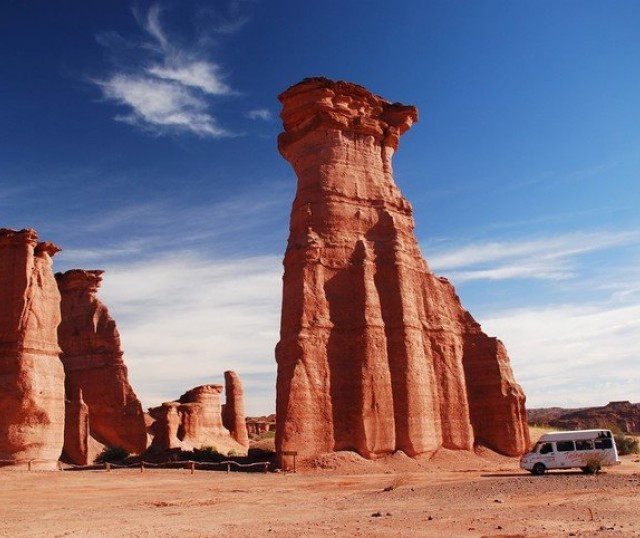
[531,463,546,476]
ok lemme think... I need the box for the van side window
[575,440,593,451]
[595,438,613,450]
[540,442,554,454]
[556,441,575,452]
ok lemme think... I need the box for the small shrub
[615,434,639,456]
[96,446,129,463]
[383,473,410,492]
[228,449,239,457]
[581,454,606,474]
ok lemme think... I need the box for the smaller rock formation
[56,269,147,457]
[0,228,65,467]
[246,415,277,438]
[62,388,90,465]
[148,384,247,456]
[221,371,250,448]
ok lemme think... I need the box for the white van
[520,429,621,475]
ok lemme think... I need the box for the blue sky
[1,1,638,414]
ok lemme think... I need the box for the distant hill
[528,401,640,433]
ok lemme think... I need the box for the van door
[538,442,557,469]
[555,440,575,468]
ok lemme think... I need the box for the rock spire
[275,78,529,462]
[0,228,66,467]
[56,269,147,455]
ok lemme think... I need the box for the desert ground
[1,436,639,538]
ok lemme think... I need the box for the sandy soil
[1,449,639,538]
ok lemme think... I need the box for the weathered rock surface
[221,371,250,448]
[0,228,66,466]
[275,78,529,462]
[56,269,147,456]
[62,387,90,465]
[246,414,276,438]
[148,384,247,456]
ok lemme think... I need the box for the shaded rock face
[221,371,250,448]
[62,387,90,465]
[0,229,66,464]
[56,269,147,456]
[148,384,247,456]
[275,78,529,461]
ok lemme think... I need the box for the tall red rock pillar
[275,78,530,462]
[275,78,444,461]
[222,371,250,448]
[0,228,66,466]
[56,269,147,454]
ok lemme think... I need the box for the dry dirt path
[1,455,638,537]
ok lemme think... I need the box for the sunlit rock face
[147,384,248,456]
[275,78,529,462]
[221,371,250,449]
[0,228,65,466]
[56,269,147,456]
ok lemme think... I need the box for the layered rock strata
[148,384,247,456]
[0,228,66,466]
[221,371,250,448]
[275,78,529,462]
[56,269,147,456]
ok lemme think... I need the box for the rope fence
[0,459,271,473]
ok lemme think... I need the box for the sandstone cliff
[56,269,147,457]
[275,78,529,462]
[148,384,247,456]
[0,228,66,466]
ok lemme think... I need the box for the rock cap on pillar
[278,77,418,159]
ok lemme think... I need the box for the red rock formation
[221,371,250,448]
[56,269,147,455]
[148,384,247,456]
[246,415,276,438]
[62,387,90,465]
[275,78,529,462]
[0,228,66,466]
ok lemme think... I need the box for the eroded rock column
[275,78,529,462]
[56,269,147,454]
[222,371,250,449]
[0,228,65,466]
[148,384,248,456]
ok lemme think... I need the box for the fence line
[0,458,270,473]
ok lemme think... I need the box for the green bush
[614,434,639,455]
[96,446,129,463]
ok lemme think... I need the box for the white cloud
[98,74,231,137]
[246,108,272,121]
[98,251,282,415]
[147,62,232,95]
[428,230,640,282]
[95,4,236,137]
[480,303,640,408]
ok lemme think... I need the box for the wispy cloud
[246,108,272,121]
[481,303,640,408]
[98,250,282,414]
[94,4,236,137]
[427,230,640,282]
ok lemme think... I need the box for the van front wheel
[531,463,546,476]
